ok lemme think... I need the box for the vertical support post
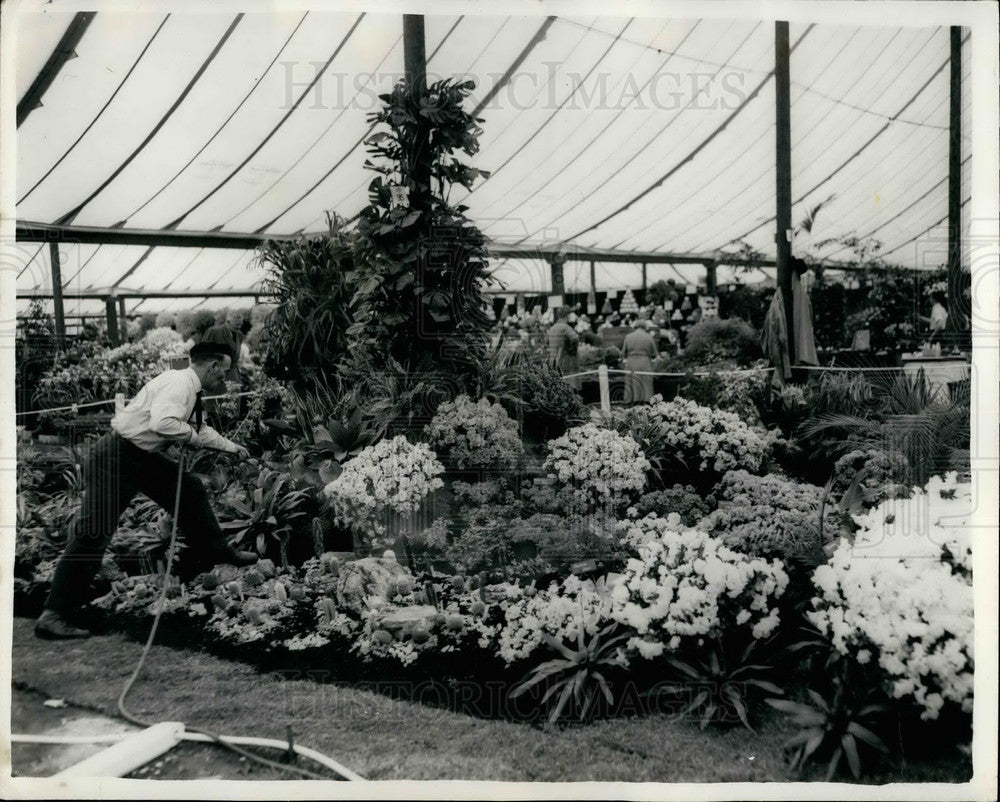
[106,296,120,346]
[598,364,611,413]
[48,241,66,349]
[947,26,963,335]
[775,21,795,365]
[705,261,717,295]
[118,296,128,343]
[587,260,597,313]
[641,262,647,292]
[403,15,427,88]
[549,253,566,300]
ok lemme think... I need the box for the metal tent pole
[106,296,120,346]
[775,21,795,364]
[118,296,129,342]
[48,241,66,348]
[947,26,964,334]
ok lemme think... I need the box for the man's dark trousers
[44,432,229,616]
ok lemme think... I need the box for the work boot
[34,610,91,640]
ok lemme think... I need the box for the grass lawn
[8,617,970,785]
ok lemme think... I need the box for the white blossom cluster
[323,435,445,537]
[140,326,185,351]
[424,394,523,472]
[808,473,974,720]
[283,632,331,651]
[496,575,619,665]
[542,423,649,509]
[610,515,788,659]
[646,395,771,474]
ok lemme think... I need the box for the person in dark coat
[546,307,580,387]
[201,310,245,382]
[622,320,658,404]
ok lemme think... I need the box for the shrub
[141,326,185,351]
[424,394,523,473]
[677,363,771,423]
[323,436,445,549]
[543,424,649,513]
[808,473,974,721]
[699,470,838,565]
[610,515,789,660]
[830,448,910,508]
[491,354,585,442]
[497,574,618,665]
[681,317,761,366]
[634,485,710,528]
[644,396,773,478]
[509,513,630,575]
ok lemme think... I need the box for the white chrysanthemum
[323,435,444,542]
[807,473,974,720]
[543,424,649,511]
[610,517,788,658]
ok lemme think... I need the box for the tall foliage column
[348,77,494,410]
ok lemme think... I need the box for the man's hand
[232,445,250,460]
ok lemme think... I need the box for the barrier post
[598,364,611,412]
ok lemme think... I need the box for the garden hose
[113,449,363,782]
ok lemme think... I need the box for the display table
[900,354,970,402]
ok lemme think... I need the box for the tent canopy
[12,8,972,316]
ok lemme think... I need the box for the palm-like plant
[510,623,629,724]
[257,212,357,400]
[767,688,888,780]
[647,636,784,731]
[797,370,969,486]
[769,632,890,780]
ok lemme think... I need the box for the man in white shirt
[36,342,256,640]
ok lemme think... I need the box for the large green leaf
[841,733,862,779]
[846,722,888,752]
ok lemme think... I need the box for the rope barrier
[15,390,262,418]
[561,366,775,380]
[18,360,967,418]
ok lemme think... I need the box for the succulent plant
[199,573,220,591]
[373,628,394,645]
[245,603,263,625]
[322,598,337,621]
[243,569,264,588]
[412,628,430,644]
